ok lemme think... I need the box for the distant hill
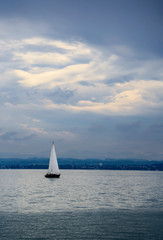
[0,158,163,170]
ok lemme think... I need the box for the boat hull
[45,173,60,178]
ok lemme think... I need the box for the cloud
[144,122,163,143]
[21,124,76,141]
[0,35,162,118]
[40,79,163,116]
[0,131,35,142]
[78,81,95,86]
[0,18,50,40]
[47,87,75,104]
[14,51,71,66]
[0,33,163,157]
[15,63,93,88]
[22,124,48,135]
[116,121,142,132]
[0,3,162,160]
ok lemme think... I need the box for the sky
[0,0,163,160]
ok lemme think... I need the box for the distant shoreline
[0,158,163,171]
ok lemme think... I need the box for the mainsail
[48,143,60,174]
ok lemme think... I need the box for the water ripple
[0,170,162,213]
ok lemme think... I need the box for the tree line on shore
[0,158,163,170]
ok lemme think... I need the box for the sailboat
[45,142,61,178]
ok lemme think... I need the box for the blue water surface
[0,170,162,239]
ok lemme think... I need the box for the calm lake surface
[0,170,163,239]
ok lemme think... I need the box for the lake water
[0,170,162,239]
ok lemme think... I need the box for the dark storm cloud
[0,132,17,141]
[0,0,162,55]
[47,88,75,104]
[104,75,133,85]
[144,122,163,143]
[115,121,143,141]
[78,81,95,87]
[116,121,142,132]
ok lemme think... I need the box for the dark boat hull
[45,173,60,178]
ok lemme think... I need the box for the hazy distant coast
[0,158,163,171]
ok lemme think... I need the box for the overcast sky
[0,0,163,160]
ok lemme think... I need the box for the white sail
[48,143,60,174]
